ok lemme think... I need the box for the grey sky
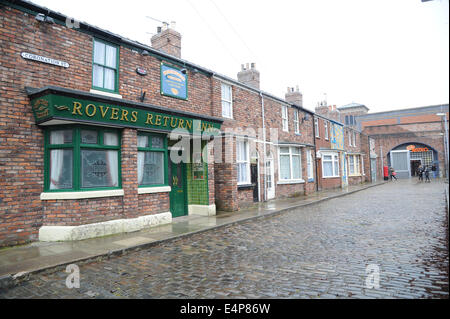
[32,0,449,113]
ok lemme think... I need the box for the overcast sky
[32,0,449,113]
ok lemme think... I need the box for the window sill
[238,184,254,190]
[138,186,171,194]
[322,176,340,179]
[277,179,305,185]
[41,189,124,201]
[90,89,122,99]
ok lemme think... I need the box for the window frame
[322,152,340,178]
[92,38,120,94]
[294,109,300,134]
[44,125,122,192]
[324,121,329,140]
[278,146,303,182]
[236,139,251,185]
[315,118,320,138]
[307,149,314,180]
[282,105,289,132]
[221,83,233,119]
[137,132,169,188]
[348,154,361,176]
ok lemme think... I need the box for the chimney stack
[151,22,182,58]
[237,62,260,89]
[285,85,303,107]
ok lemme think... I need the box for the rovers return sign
[31,93,221,135]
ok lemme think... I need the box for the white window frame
[322,152,340,178]
[294,109,300,134]
[348,130,352,146]
[348,154,361,176]
[324,121,329,140]
[236,139,250,185]
[353,131,357,147]
[221,83,233,119]
[278,146,303,183]
[282,105,289,132]
[315,118,320,138]
[307,149,314,180]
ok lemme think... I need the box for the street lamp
[437,112,449,181]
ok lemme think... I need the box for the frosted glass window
[138,152,164,186]
[81,150,119,188]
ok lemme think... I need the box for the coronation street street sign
[21,52,70,68]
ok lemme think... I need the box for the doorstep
[0,181,386,288]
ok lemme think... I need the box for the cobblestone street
[0,180,448,299]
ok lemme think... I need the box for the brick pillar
[121,129,138,218]
[214,135,238,211]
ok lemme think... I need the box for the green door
[169,160,187,218]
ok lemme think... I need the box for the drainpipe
[260,92,267,201]
[313,115,319,192]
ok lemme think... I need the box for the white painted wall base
[39,212,172,242]
[188,204,216,216]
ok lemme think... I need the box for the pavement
[0,181,386,289]
[0,179,448,299]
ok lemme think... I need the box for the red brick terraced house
[0,0,321,247]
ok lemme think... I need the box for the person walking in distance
[424,165,431,183]
[418,165,424,182]
[389,167,398,181]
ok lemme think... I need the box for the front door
[251,162,259,202]
[266,158,275,200]
[169,160,187,218]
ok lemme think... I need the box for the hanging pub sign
[21,52,69,68]
[160,62,188,100]
[136,67,147,76]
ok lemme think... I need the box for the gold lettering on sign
[185,120,192,130]
[99,106,109,118]
[145,114,154,125]
[72,102,83,116]
[155,115,162,126]
[163,116,170,127]
[178,119,185,129]
[110,108,119,120]
[170,118,178,128]
[131,111,138,123]
[85,104,96,117]
[121,110,129,122]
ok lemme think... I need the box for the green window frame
[137,132,168,188]
[92,38,120,94]
[44,126,122,192]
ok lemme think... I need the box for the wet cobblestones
[0,180,448,299]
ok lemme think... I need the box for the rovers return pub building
[0,0,227,246]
